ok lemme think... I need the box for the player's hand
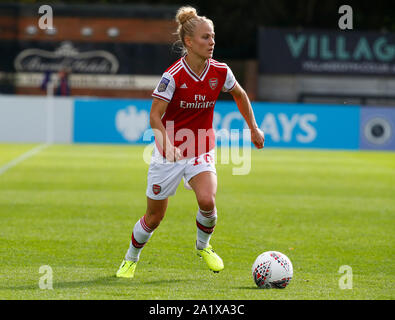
[165,145,182,162]
[251,127,265,149]
[173,146,182,161]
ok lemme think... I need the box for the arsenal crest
[153,184,161,195]
[209,78,218,90]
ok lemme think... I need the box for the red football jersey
[152,56,237,159]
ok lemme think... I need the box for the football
[252,251,293,289]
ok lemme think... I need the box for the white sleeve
[222,65,237,92]
[152,72,176,103]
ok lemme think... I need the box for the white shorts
[146,145,216,200]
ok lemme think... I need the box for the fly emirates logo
[180,95,215,109]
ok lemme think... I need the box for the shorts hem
[184,168,217,183]
[146,193,173,201]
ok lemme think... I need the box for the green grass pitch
[0,143,394,300]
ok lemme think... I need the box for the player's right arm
[150,98,181,162]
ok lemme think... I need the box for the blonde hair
[174,6,214,55]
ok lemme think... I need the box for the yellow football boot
[116,260,137,278]
[196,245,224,273]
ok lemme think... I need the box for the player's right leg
[117,145,183,278]
[116,197,168,278]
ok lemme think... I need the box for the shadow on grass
[1,276,195,291]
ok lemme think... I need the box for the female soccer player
[116,6,264,278]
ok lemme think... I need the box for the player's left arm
[229,83,265,149]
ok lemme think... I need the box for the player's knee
[145,211,164,230]
[197,194,216,212]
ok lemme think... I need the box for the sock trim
[196,220,215,234]
[139,215,153,233]
[131,233,146,249]
[199,207,216,218]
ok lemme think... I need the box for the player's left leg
[186,151,224,272]
[188,171,217,249]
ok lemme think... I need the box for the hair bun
[175,6,197,25]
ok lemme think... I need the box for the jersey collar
[181,57,210,82]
